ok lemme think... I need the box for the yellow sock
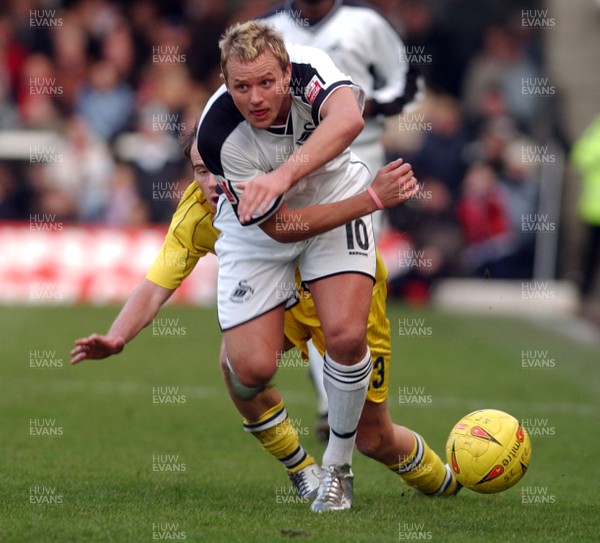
[387,432,460,496]
[243,400,316,474]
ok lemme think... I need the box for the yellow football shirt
[146,182,219,290]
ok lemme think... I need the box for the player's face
[191,145,219,210]
[223,52,292,129]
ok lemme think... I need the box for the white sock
[307,339,328,416]
[321,349,372,468]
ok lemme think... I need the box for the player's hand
[237,170,293,224]
[70,334,125,365]
[369,158,420,209]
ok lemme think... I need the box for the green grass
[1,303,599,542]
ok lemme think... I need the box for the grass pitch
[1,302,598,542]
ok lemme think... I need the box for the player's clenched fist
[368,158,419,209]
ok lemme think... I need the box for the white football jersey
[197,43,368,228]
[262,0,420,146]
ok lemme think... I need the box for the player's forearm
[107,280,173,345]
[262,158,418,241]
[279,92,364,188]
[262,191,376,242]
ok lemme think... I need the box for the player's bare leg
[307,338,329,442]
[356,400,414,463]
[357,400,460,496]
[222,305,285,389]
[306,273,373,511]
[219,336,320,498]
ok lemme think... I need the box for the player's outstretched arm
[260,158,419,243]
[236,87,364,224]
[70,280,174,365]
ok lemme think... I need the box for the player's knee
[325,322,367,361]
[227,368,266,401]
[230,357,276,388]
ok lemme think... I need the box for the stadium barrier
[0,223,218,305]
[432,278,579,316]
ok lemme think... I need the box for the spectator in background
[75,59,134,141]
[572,114,600,298]
[26,162,78,223]
[456,161,515,278]
[385,176,465,302]
[461,24,541,135]
[397,0,459,96]
[104,162,148,226]
[463,115,541,278]
[102,20,136,83]
[408,94,468,199]
[0,13,27,128]
[75,0,123,48]
[0,166,22,219]
[127,0,162,87]
[17,53,64,129]
[427,0,497,97]
[464,116,518,173]
[135,62,194,136]
[132,15,197,144]
[186,0,230,91]
[46,115,115,222]
[119,106,184,224]
[0,64,20,130]
[10,0,54,56]
[462,83,520,144]
[498,137,540,278]
[49,12,89,114]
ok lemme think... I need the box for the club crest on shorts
[229,280,254,303]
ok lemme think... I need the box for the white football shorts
[214,199,376,330]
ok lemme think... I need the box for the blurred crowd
[0,0,569,292]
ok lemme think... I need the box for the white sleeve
[364,12,421,115]
[287,44,365,125]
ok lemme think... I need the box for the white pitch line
[4,379,597,417]
[279,390,598,418]
[526,315,600,346]
[0,377,220,399]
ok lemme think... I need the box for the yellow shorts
[284,251,391,403]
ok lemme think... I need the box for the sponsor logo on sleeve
[305,76,323,105]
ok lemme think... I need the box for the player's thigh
[299,217,376,355]
[308,273,373,364]
[309,273,373,336]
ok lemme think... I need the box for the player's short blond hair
[219,21,290,81]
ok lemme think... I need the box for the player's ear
[220,72,228,89]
